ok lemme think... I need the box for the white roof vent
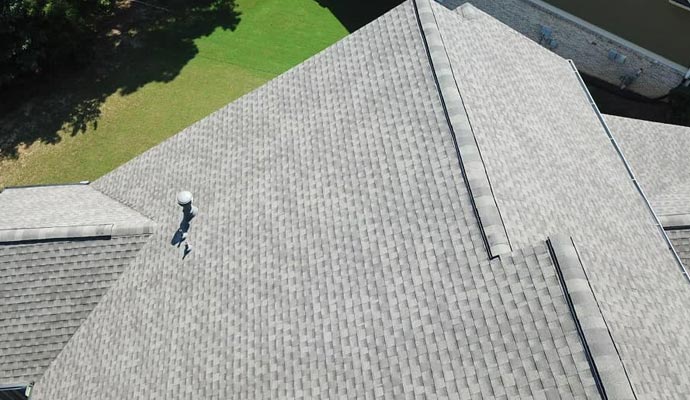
[172,191,198,258]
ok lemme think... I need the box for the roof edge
[413,0,512,258]
[1,181,90,193]
[548,234,637,400]
[0,223,155,244]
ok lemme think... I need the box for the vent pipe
[177,191,198,219]
[173,191,198,258]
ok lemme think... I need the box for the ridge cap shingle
[414,0,511,258]
[548,234,636,400]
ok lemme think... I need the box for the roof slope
[435,4,690,397]
[0,235,151,383]
[607,114,690,219]
[31,2,603,399]
[667,229,690,267]
[0,184,154,384]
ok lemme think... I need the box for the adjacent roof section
[434,3,690,397]
[608,115,690,219]
[0,235,151,383]
[667,229,690,267]
[1,184,155,384]
[548,235,635,400]
[0,184,155,243]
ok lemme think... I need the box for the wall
[440,0,688,98]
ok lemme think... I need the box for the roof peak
[0,184,155,244]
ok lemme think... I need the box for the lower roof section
[1,183,157,383]
[0,235,152,383]
[667,229,690,270]
[606,114,690,218]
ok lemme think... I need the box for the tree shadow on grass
[0,0,240,159]
[313,0,404,33]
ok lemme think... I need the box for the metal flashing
[413,0,511,258]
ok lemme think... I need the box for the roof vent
[171,191,198,258]
[620,68,644,90]
[539,25,552,41]
[608,49,627,64]
[538,25,558,49]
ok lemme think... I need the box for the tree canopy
[0,0,118,89]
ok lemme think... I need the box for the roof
[607,114,690,223]
[605,114,690,274]
[430,4,689,398]
[0,184,155,242]
[666,229,690,268]
[3,1,689,399]
[0,184,154,383]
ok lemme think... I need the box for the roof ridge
[0,223,154,244]
[89,184,159,223]
[548,234,637,400]
[0,184,157,244]
[413,0,511,258]
[1,181,90,192]
[659,213,690,229]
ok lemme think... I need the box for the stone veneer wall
[440,0,688,98]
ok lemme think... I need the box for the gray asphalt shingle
[0,184,155,383]
[2,1,688,398]
[0,184,155,242]
[29,2,602,398]
[432,3,690,397]
[608,114,690,218]
[0,235,151,383]
[667,229,690,268]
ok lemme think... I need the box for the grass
[0,0,353,188]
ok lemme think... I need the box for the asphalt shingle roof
[0,184,154,384]
[2,1,689,399]
[667,229,690,267]
[28,2,606,398]
[608,114,690,219]
[431,5,690,397]
[0,184,154,242]
[0,235,151,383]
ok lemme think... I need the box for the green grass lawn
[0,0,353,188]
